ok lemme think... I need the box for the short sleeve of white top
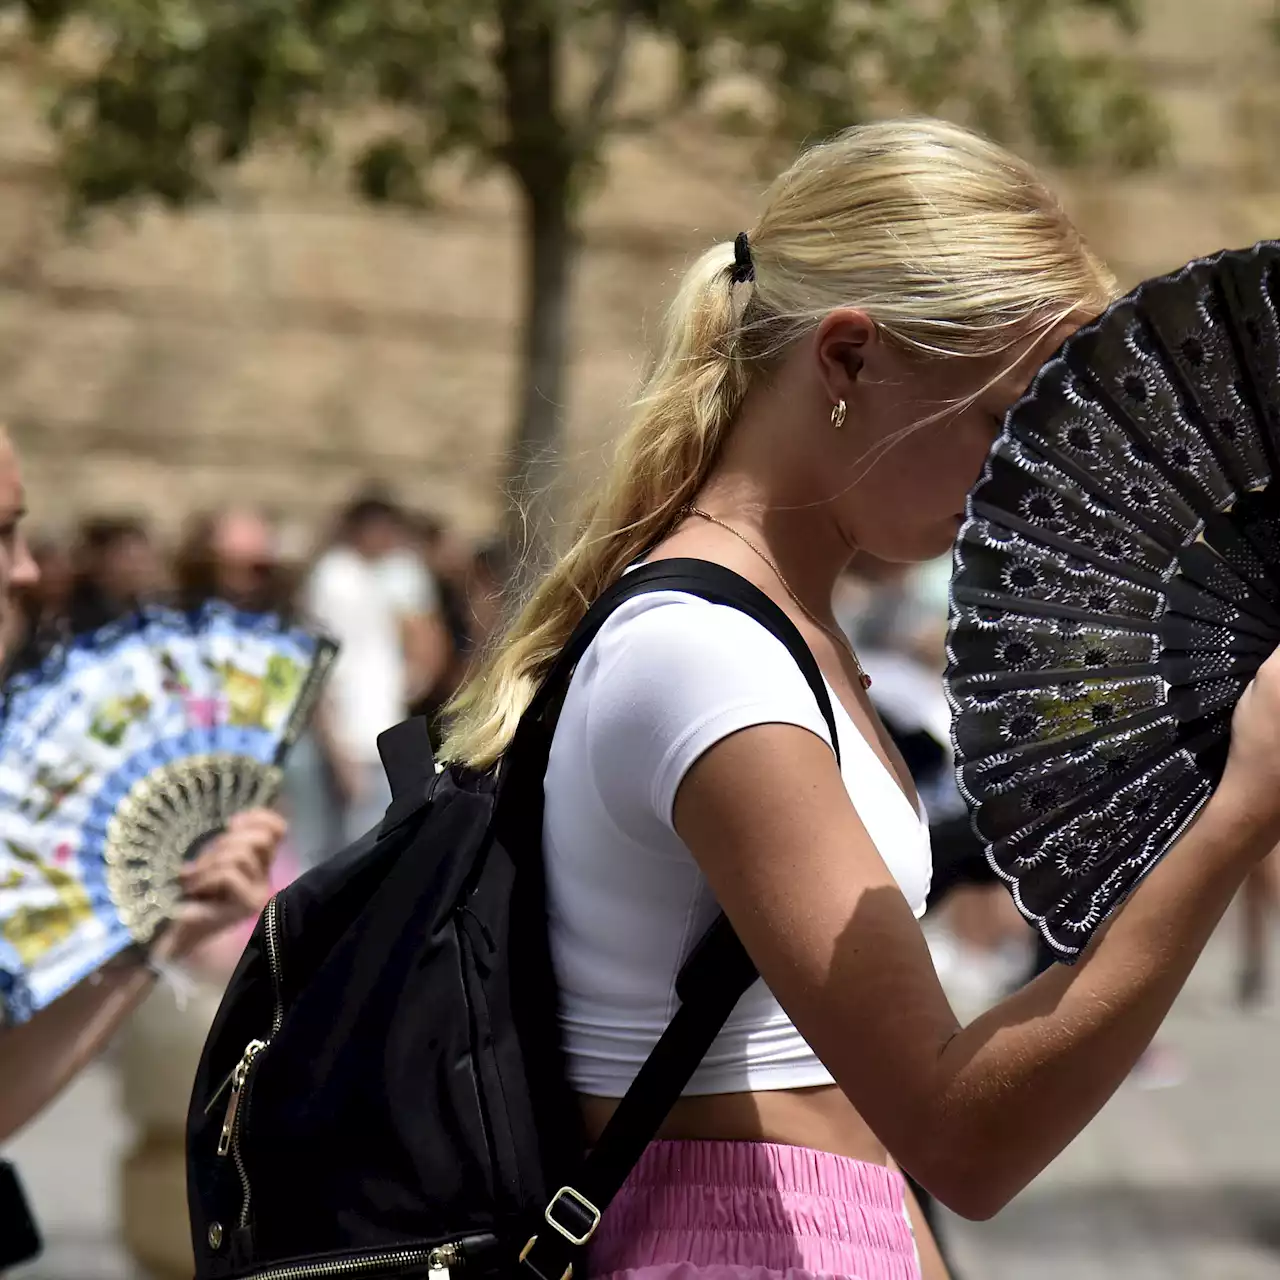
[543,590,933,1099]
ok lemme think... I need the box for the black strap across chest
[511,559,841,1280]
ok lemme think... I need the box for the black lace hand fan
[945,241,1280,961]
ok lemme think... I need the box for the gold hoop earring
[830,399,847,430]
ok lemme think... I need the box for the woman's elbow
[907,1149,1025,1222]
[930,1179,1009,1222]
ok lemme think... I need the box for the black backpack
[185,559,841,1280]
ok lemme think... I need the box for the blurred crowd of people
[1,489,505,871]
[8,503,1277,1021]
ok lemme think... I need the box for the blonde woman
[442,120,1280,1280]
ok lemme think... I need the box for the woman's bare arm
[674,722,1277,1220]
[0,959,158,1144]
[0,809,283,1144]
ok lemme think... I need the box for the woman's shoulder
[584,586,829,700]
[569,588,836,830]
[591,585,801,659]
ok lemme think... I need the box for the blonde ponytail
[440,117,1118,769]
[439,242,752,768]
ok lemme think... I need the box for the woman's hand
[153,808,286,964]
[1211,645,1280,852]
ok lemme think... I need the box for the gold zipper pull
[216,1039,267,1157]
[428,1242,461,1280]
[216,1073,245,1157]
[204,1062,239,1116]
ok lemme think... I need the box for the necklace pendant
[859,672,872,691]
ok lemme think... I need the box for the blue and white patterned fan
[0,603,335,1022]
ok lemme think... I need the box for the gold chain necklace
[685,505,872,690]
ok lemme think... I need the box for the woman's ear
[814,308,878,404]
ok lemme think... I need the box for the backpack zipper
[216,1039,267,1157]
[211,894,286,1226]
[241,1240,462,1280]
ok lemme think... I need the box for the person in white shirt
[304,494,447,842]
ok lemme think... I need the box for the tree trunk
[500,179,577,605]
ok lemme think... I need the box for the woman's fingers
[181,843,263,900]
[179,811,284,905]
[161,810,287,959]
[227,806,288,842]
[179,859,270,916]
[225,808,287,869]
[179,808,285,891]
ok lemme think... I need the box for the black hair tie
[730,230,755,285]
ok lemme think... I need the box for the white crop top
[542,590,933,1098]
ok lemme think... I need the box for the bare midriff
[580,1085,887,1165]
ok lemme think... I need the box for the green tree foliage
[1,0,1164,586]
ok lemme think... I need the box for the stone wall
[0,0,1278,544]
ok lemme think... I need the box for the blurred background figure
[409,522,505,745]
[172,506,294,616]
[462,540,505,658]
[66,516,163,634]
[303,490,449,844]
[409,513,477,735]
[174,503,374,871]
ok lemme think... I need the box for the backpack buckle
[543,1185,601,1246]
[518,1184,602,1280]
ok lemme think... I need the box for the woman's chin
[863,516,967,565]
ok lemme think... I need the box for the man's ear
[814,308,878,404]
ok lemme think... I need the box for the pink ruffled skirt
[587,1141,921,1280]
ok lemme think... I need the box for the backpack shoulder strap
[511,556,841,772]
[517,558,843,1280]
